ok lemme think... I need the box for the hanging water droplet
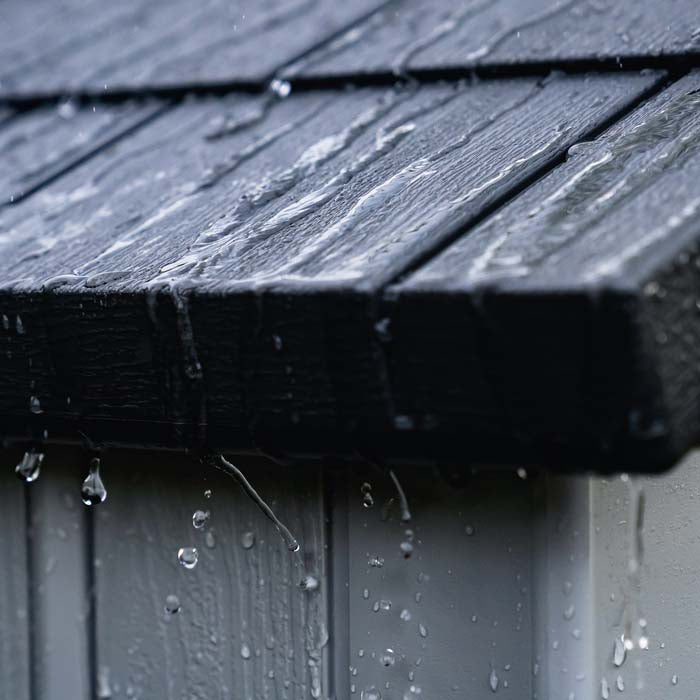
[192,509,210,529]
[300,575,319,592]
[164,594,181,614]
[374,599,391,612]
[489,668,499,692]
[613,637,626,667]
[516,468,527,479]
[361,482,374,508]
[361,686,381,700]
[57,98,77,120]
[29,395,42,414]
[616,675,625,692]
[81,457,107,506]
[638,635,649,650]
[400,609,412,621]
[15,449,43,483]
[564,604,575,620]
[368,555,384,568]
[403,685,421,700]
[177,547,199,570]
[418,623,428,638]
[204,488,212,498]
[363,588,370,599]
[379,649,395,667]
[400,541,414,558]
[270,79,291,99]
[241,643,251,659]
[465,525,475,536]
[671,674,678,686]
[600,677,610,699]
[241,531,255,549]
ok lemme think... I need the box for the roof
[1,0,699,471]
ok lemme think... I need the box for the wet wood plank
[389,71,700,471]
[0,101,165,206]
[0,73,661,467]
[0,0,388,98]
[0,449,30,700]
[285,0,700,80]
[27,448,92,700]
[93,450,327,700]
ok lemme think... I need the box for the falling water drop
[207,454,299,552]
[241,531,255,549]
[81,457,107,505]
[177,547,199,570]
[164,594,181,614]
[192,509,210,529]
[300,575,319,592]
[15,449,43,483]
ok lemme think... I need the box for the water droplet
[205,531,215,548]
[204,488,212,499]
[671,674,678,686]
[300,575,319,591]
[361,687,381,700]
[81,457,107,506]
[616,675,625,692]
[241,643,251,659]
[241,531,255,549]
[418,623,428,638]
[177,547,199,570]
[564,604,575,620]
[400,541,414,558]
[361,482,374,508]
[57,98,77,120]
[272,333,283,351]
[379,649,395,667]
[403,685,421,700]
[363,588,370,599]
[465,525,475,536]
[15,449,43,483]
[374,599,391,612]
[368,555,384,568]
[613,637,626,667]
[638,635,649,650]
[489,668,499,692]
[29,395,42,414]
[270,79,291,99]
[516,468,527,479]
[600,677,610,699]
[400,609,412,621]
[164,594,181,614]
[192,510,210,529]
[16,315,25,334]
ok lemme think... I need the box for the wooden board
[0,449,31,700]
[390,71,700,471]
[27,447,92,700]
[0,101,166,205]
[0,0,388,99]
[0,73,661,469]
[93,450,328,700]
[284,0,700,81]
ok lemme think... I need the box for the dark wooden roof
[1,0,699,471]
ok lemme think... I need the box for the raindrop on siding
[300,575,319,592]
[489,668,499,692]
[616,675,625,692]
[600,677,610,699]
[192,510,210,529]
[361,687,381,700]
[241,531,255,549]
[516,468,527,479]
[164,594,181,614]
[241,643,252,659]
[29,396,42,414]
[204,489,212,499]
[177,547,199,570]
[613,637,626,667]
[671,674,678,686]
[205,531,216,548]
[418,623,428,638]
[400,609,412,621]
[563,604,575,620]
[368,555,384,568]
[81,457,107,505]
[400,540,414,558]
[465,525,475,536]
[15,449,43,483]
[379,649,395,667]
[361,482,374,508]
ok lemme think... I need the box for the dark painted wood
[0,0,388,99]
[0,101,166,205]
[390,71,700,471]
[93,450,327,700]
[284,0,700,80]
[0,73,662,469]
[0,450,30,700]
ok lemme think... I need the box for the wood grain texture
[27,448,92,700]
[93,450,327,700]
[0,101,166,205]
[0,0,388,98]
[389,71,700,471]
[0,73,661,469]
[284,0,700,80]
[0,449,30,700]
